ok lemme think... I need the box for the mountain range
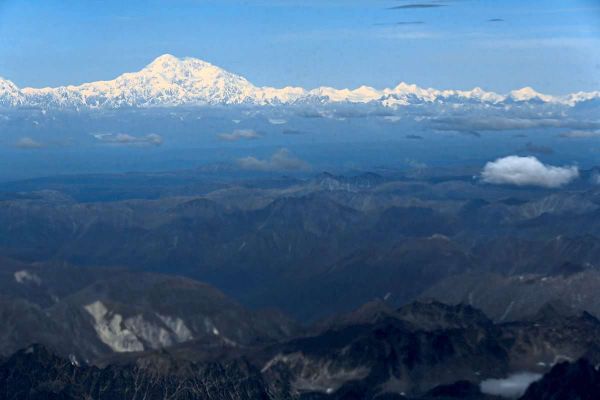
[3,168,600,323]
[3,297,600,399]
[1,54,599,109]
[3,165,600,397]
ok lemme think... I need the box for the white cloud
[480,372,542,398]
[481,155,578,188]
[93,133,163,146]
[383,116,402,123]
[405,158,427,170]
[15,137,44,149]
[218,129,261,142]
[237,148,311,172]
[268,118,287,125]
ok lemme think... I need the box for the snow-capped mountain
[0,78,26,107]
[1,54,598,109]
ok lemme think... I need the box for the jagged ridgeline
[1,54,598,108]
[2,299,600,399]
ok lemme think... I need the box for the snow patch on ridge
[14,270,42,285]
[123,315,176,349]
[84,301,144,353]
[157,314,194,342]
[83,301,195,353]
[262,352,370,394]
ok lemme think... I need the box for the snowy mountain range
[1,54,598,109]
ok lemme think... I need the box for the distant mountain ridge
[1,54,598,109]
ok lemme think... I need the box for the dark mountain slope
[520,359,600,400]
[267,236,475,321]
[0,344,271,400]
[424,270,600,322]
[0,259,299,363]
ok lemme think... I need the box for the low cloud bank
[521,142,553,155]
[93,133,163,146]
[218,129,261,141]
[431,115,600,133]
[268,118,287,125]
[15,137,44,149]
[480,372,542,398]
[237,148,310,172]
[481,155,578,188]
[560,129,600,138]
[282,129,308,135]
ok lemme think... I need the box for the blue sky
[0,0,599,94]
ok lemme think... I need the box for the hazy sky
[0,0,599,94]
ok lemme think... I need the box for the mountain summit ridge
[1,54,599,109]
